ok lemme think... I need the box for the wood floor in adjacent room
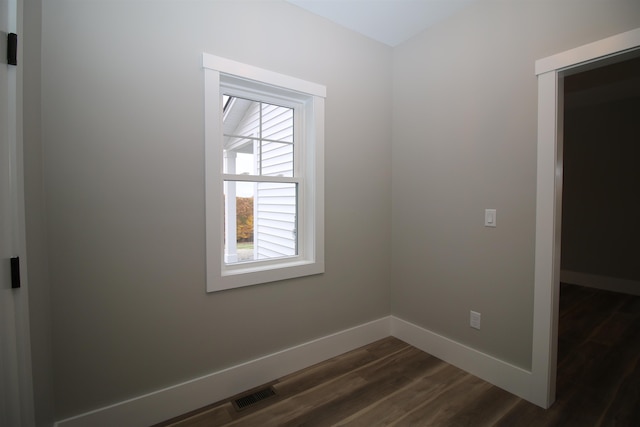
[157,284,640,426]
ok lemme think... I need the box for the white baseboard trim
[56,315,547,426]
[54,317,391,427]
[561,270,640,296]
[390,316,535,404]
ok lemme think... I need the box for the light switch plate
[485,209,496,227]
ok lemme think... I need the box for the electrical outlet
[470,311,481,330]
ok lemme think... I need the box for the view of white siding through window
[223,95,297,264]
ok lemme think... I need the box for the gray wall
[391,0,640,370]
[562,95,640,282]
[40,1,391,419]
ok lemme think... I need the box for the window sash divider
[223,174,300,184]
[224,134,294,145]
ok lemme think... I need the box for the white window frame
[203,53,325,292]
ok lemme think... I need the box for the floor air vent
[232,386,277,411]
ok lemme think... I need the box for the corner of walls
[390,317,537,405]
[52,315,549,426]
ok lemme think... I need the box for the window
[203,54,325,292]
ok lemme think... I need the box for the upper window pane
[223,95,294,177]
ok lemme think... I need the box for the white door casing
[1,0,34,424]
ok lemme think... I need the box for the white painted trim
[202,53,326,98]
[535,27,640,75]
[54,317,391,427]
[203,67,222,293]
[532,69,561,409]
[561,270,640,297]
[4,0,36,424]
[533,27,640,409]
[390,317,536,405]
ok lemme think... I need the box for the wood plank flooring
[156,284,640,426]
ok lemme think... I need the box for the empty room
[2,0,640,426]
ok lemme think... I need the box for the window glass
[223,96,294,177]
[224,181,298,264]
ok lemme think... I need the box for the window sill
[207,259,324,293]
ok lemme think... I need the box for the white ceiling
[286,0,477,47]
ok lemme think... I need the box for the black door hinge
[7,32,17,66]
[10,257,21,288]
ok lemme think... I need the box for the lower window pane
[224,181,297,264]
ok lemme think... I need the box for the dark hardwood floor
[157,284,640,426]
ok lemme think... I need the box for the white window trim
[203,53,325,292]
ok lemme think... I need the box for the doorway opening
[557,54,640,410]
[561,56,640,292]
[533,28,640,409]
